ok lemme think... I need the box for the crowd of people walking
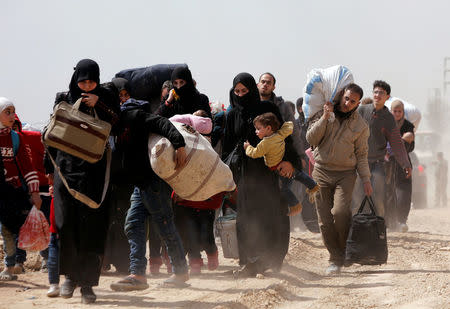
[0,59,443,304]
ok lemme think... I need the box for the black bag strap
[357,196,378,216]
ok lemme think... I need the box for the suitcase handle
[73,98,99,119]
[357,196,378,216]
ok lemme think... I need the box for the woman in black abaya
[222,73,301,277]
[157,66,212,119]
[48,59,119,303]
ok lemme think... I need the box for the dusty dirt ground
[0,207,449,309]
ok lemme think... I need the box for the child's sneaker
[47,284,60,297]
[306,184,320,203]
[207,251,219,271]
[189,258,203,275]
[288,203,302,216]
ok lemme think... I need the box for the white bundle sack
[385,96,421,131]
[148,121,236,201]
[302,65,354,121]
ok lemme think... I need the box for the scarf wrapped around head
[171,66,197,99]
[390,99,405,128]
[68,59,101,101]
[0,97,14,129]
[229,73,260,118]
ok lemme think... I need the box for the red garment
[20,131,49,188]
[49,197,57,233]
[14,115,48,189]
[0,127,39,193]
[172,191,224,210]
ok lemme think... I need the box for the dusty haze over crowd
[1,0,450,130]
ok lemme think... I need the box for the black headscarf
[229,72,260,118]
[68,59,101,101]
[171,66,196,99]
[111,77,130,93]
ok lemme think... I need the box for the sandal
[110,276,149,291]
[0,269,18,281]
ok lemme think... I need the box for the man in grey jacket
[258,73,305,159]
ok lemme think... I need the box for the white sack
[148,122,236,201]
[385,96,421,131]
[302,65,354,121]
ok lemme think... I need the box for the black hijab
[111,77,130,93]
[68,59,101,101]
[229,72,260,118]
[171,66,197,99]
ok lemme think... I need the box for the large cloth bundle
[345,197,388,265]
[385,96,421,131]
[115,63,187,104]
[303,65,354,121]
[148,121,236,201]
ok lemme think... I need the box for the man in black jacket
[110,99,189,291]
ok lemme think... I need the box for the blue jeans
[47,233,60,284]
[281,169,318,207]
[125,178,188,276]
[352,161,386,217]
[1,224,17,268]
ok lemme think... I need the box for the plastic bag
[303,65,354,122]
[18,206,50,251]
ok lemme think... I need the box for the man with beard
[306,83,372,275]
[258,73,303,157]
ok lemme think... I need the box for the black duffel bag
[345,196,388,265]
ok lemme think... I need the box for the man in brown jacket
[306,83,372,275]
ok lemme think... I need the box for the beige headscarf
[390,99,405,128]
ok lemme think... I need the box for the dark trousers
[174,205,217,259]
[281,169,317,207]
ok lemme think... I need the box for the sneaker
[325,263,341,275]
[12,263,25,274]
[47,284,60,297]
[81,286,96,304]
[60,278,77,298]
[41,259,48,273]
[163,273,189,287]
[399,223,409,233]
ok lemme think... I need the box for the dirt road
[1,207,449,309]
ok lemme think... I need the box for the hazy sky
[1,0,450,128]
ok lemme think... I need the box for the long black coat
[222,101,300,271]
[50,86,119,286]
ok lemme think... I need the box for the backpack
[11,130,19,156]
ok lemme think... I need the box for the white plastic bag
[302,65,354,121]
[385,96,421,131]
[148,121,236,201]
[18,206,50,251]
